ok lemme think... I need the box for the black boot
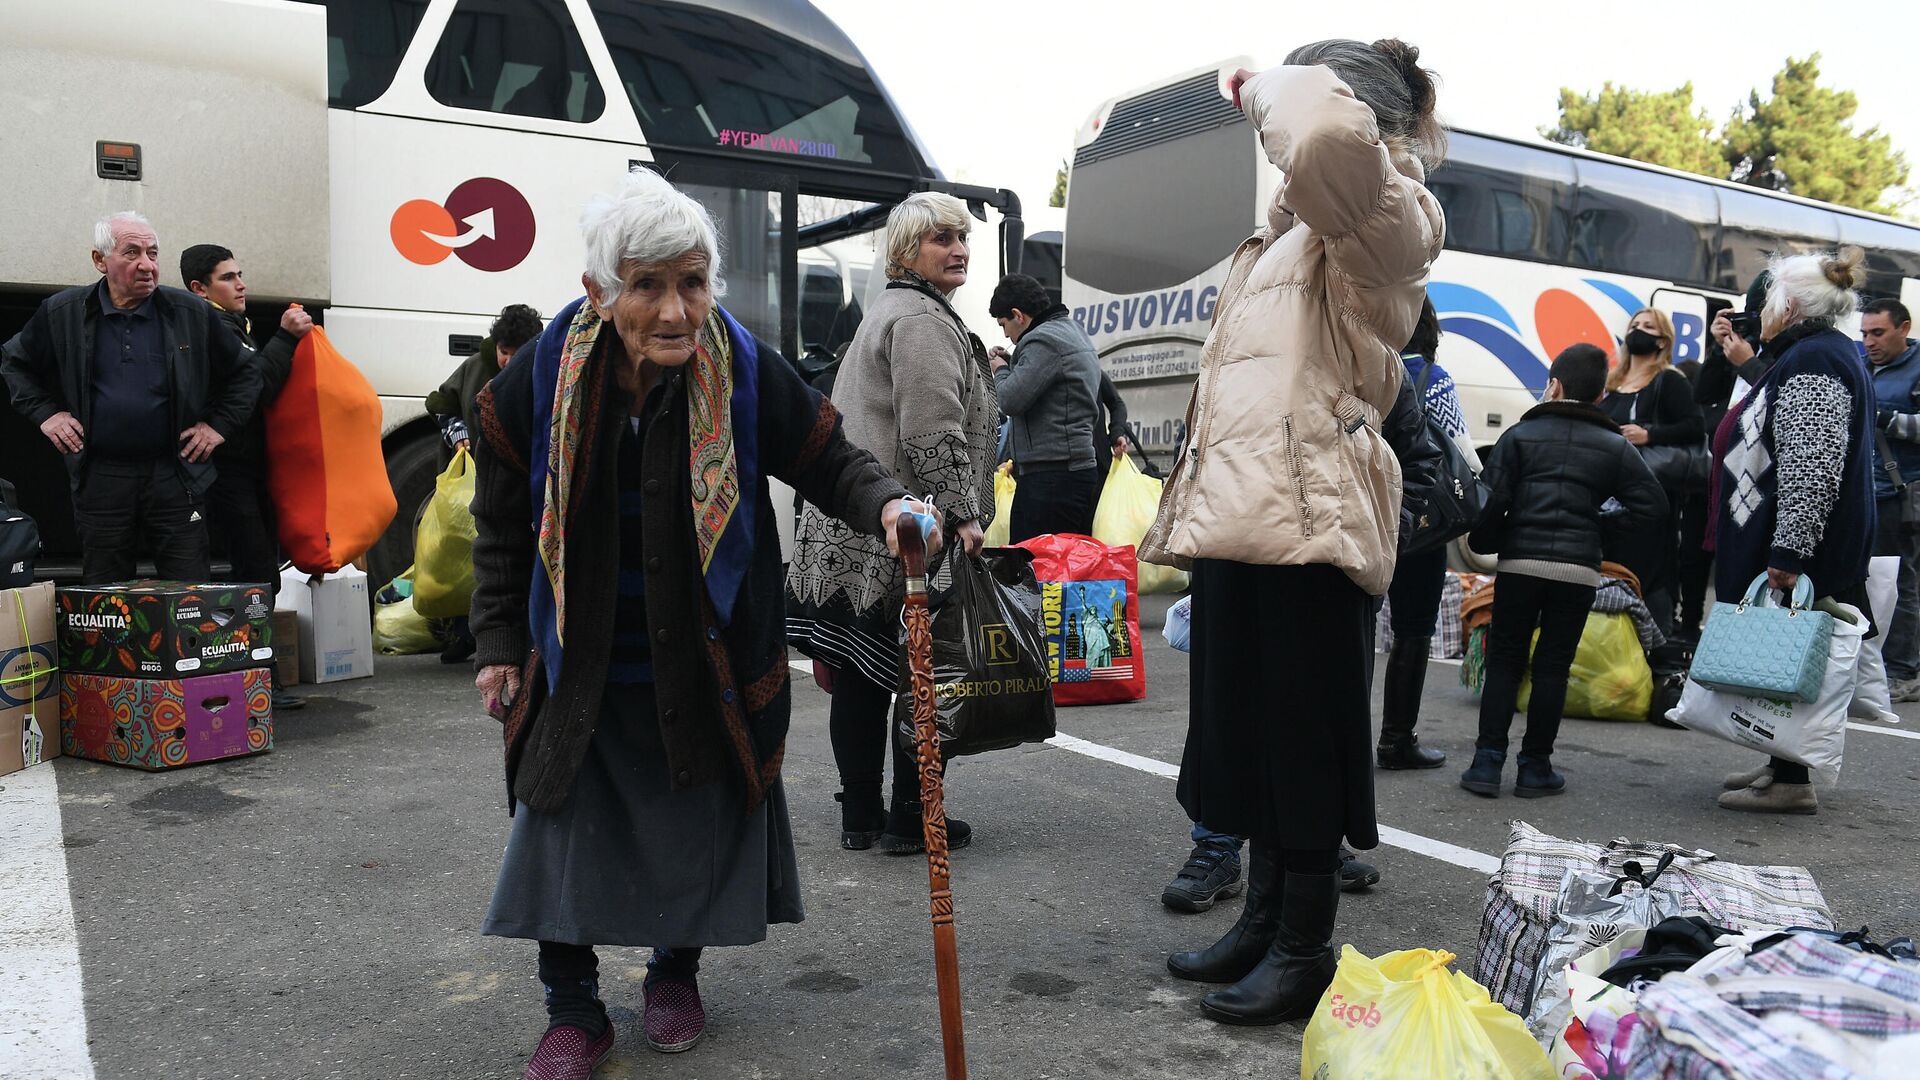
[1514,753,1566,798]
[1459,747,1506,797]
[1168,843,1281,983]
[878,797,972,855]
[1200,869,1339,1025]
[835,788,886,851]
[1377,635,1445,769]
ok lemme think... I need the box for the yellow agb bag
[411,448,478,619]
[983,461,1016,549]
[1092,455,1187,595]
[1302,946,1551,1080]
[1517,610,1652,721]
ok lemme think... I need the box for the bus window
[1571,158,1717,286]
[1427,132,1572,263]
[426,0,606,123]
[1835,215,1920,302]
[299,0,430,108]
[591,0,918,174]
[1715,187,1842,293]
[1066,72,1253,296]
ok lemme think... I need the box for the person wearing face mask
[788,192,998,856]
[1600,308,1703,636]
[1710,249,1878,816]
[467,170,926,1071]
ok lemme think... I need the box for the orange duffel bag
[267,323,397,574]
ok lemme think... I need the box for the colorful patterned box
[60,668,273,770]
[1,582,60,776]
[58,581,274,679]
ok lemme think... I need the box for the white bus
[1063,58,1920,459]
[0,0,1026,582]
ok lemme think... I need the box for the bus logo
[390,177,536,272]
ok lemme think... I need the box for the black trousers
[1676,488,1713,636]
[1009,466,1101,543]
[205,465,280,609]
[1475,572,1597,759]
[72,458,210,585]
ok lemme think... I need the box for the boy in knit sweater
[1461,344,1667,798]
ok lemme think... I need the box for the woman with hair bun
[1143,38,1446,1025]
[1709,247,1877,816]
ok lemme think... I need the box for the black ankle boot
[1514,753,1566,798]
[1200,869,1339,1025]
[878,798,972,854]
[1459,747,1506,797]
[1169,843,1282,983]
[1377,635,1446,769]
[835,789,886,850]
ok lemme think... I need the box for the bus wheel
[366,433,440,590]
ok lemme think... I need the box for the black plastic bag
[895,547,1056,760]
[0,477,40,588]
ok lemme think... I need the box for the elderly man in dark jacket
[1462,343,1666,800]
[1,212,260,583]
[988,273,1116,541]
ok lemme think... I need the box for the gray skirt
[482,684,804,947]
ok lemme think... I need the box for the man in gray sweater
[988,273,1126,541]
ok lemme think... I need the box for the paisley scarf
[527,297,760,691]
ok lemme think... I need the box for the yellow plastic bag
[412,448,478,619]
[373,568,445,656]
[983,461,1016,549]
[1517,611,1652,721]
[1302,947,1553,1080]
[1092,455,1188,595]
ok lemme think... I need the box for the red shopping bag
[1011,534,1145,706]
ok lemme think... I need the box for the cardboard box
[58,581,273,679]
[280,567,373,683]
[1,582,60,777]
[61,667,272,770]
[271,609,301,688]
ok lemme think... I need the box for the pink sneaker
[523,1023,614,1079]
[643,975,706,1053]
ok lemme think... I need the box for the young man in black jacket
[1461,344,1666,799]
[182,244,312,710]
[1,213,261,583]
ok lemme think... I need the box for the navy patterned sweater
[1712,320,1878,599]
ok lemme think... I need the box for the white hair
[1763,246,1864,328]
[581,169,725,297]
[93,211,154,257]
[884,192,972,280]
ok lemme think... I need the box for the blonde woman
[1600,307,1702,634]
[787,192,998,854]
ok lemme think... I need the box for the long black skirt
[1177,560,1379,850]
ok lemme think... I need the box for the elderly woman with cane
[1142,39,1446,1025]
[467,169,932,1078]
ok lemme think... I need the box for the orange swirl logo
[391,177,537,272]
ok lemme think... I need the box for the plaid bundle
[1628,935,1920,1078]
[1473,822,1835,1016]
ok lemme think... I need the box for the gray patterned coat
[788,280,998,615]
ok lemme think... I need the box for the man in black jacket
[182,243,311,709]
[1461,344,1666,800]
[1,213,261,583]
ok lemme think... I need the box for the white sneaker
[1890,677,1920,704]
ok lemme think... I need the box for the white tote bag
[1667,601,1866,784]
[1850,555,1899,723]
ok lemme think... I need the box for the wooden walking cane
[896,512,968,1080]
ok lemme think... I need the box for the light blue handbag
[1689,574,1834,703]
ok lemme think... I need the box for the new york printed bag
[1012,534,1145,706]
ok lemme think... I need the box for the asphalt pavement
[14,615,1920,1079]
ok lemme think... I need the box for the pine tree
[1050,160,1068,209]
[1722,54,1909,214]
[1542,82,1723,177]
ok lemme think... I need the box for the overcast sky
[816,0,1920,220]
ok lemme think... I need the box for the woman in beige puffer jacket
[1149,40,1445,1027]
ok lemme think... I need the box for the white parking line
[0,765,97,1080]
[1849,721,1920,741]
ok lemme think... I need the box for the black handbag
[0,477,40,588]
[894,547,1056,761]
[1631,387,1711,491]
[1402,364,1489,555]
